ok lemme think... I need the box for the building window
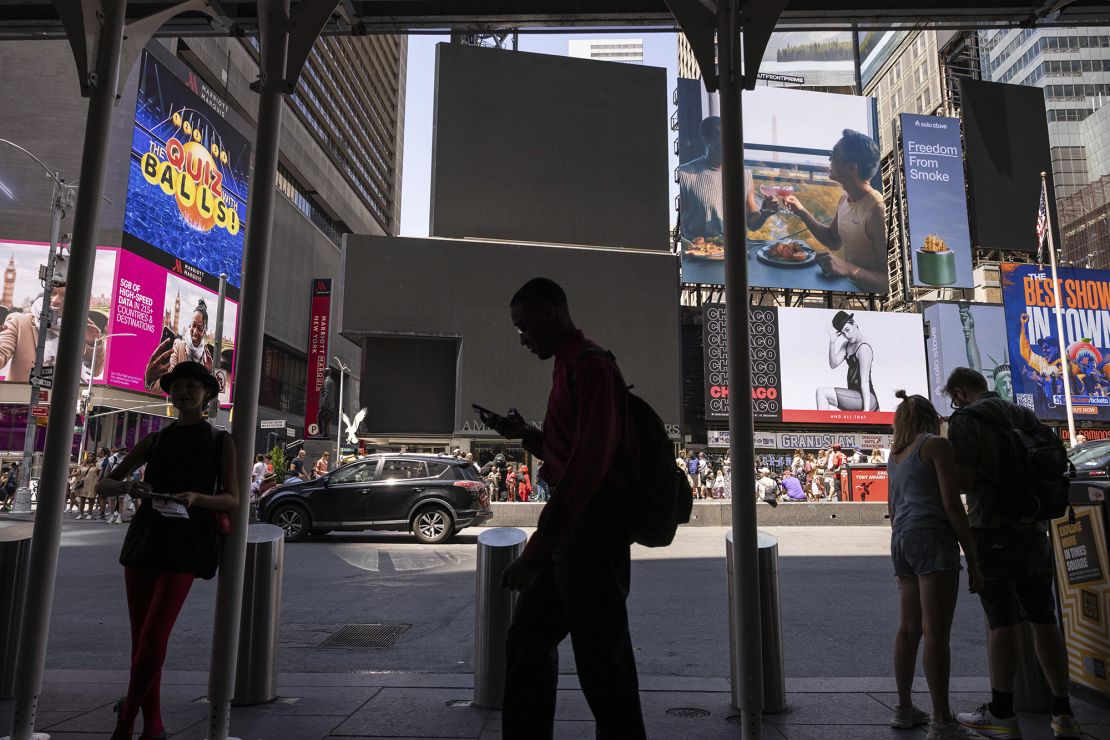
[260,339,308,417]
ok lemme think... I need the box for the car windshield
[1069,441,1110,469]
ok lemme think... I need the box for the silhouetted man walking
[484,277,645,740]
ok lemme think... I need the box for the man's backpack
[572,347,692,547]
[957,405,1073,525]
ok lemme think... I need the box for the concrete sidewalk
[3,671,1108,739]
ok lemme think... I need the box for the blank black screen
[960,78,1055,253]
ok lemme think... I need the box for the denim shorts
[891,524,962,578]
[972,527,1057,628]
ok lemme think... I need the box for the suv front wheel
[412,505,453,544]
[271,502,311,542]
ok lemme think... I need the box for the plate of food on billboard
[676,81,885,293]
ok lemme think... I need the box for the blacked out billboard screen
[959,79,1054,253]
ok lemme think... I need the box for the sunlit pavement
[3,522,1107,737]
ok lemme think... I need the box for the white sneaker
[82,513,92,520]
[112,514,122,524]
[892,704,930,729]
[73,512,83,520]
[956,704,1021,739]
[928,720,987,739]
[1051,713,1081,738]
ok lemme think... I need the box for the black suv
[1069,439,1110,482]
[260,454,492,543]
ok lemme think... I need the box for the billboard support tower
[208,273,228,420]
[1042,171,1078,444]
[0,140,77,515]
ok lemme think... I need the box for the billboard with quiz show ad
[122,45,251,290]
[1002,263,1110,422]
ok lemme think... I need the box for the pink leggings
[118,567,195,738]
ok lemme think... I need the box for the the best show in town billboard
[703,304,928,425]
[900,114,974,289]
[676,80,885,293]
[1002,263,1110,422]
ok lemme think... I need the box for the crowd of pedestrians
[676,444,886,504]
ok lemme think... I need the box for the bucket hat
[159,360,221,401]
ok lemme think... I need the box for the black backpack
[957,405,1073,525]
[572,347,692,547]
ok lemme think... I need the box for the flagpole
[1042,171,1078,444]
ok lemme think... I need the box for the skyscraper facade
[978,28,1110,269]
[568,38,644,64]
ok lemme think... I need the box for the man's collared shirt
[521,330,627,563]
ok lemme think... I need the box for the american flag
[1036,179,1049,268]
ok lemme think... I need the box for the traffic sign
[39,366,54,377]
[259,419,286,429]
[31,405,50,418]
[29,377,52,389]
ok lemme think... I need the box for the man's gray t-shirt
[947,391,1040,529]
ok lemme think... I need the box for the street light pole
[76,333,135,466]
[334,357,350,466]
[0,139,77,514]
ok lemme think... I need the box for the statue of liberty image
[959,305,1013,400]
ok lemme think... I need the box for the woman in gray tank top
[887,390,983,740]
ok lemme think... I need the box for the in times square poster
[1002,263,1110,422]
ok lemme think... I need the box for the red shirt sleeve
[522,355,626,563]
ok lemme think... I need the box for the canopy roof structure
[3,0,1110,38]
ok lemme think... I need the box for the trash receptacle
[233,523,285,706]
[0,521,33,699]
[726,529,786,714]
[474,527,527,709]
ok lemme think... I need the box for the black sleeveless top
[119,421,224,579]
[846,342,879,410]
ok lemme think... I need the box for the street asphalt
[40,520,990,681]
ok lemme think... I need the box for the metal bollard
[982,616,1051,712]
[474,527,527,709]
[232,524,285,706]
[0,522,33,699]
[726,529,786,713]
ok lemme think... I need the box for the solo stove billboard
[900,114,974,288]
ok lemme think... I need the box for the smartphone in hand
[472,403,501,428]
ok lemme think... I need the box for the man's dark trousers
[502,495,646,739]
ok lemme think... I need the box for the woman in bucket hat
[96,361,238,740]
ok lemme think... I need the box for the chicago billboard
[703,305,927,425]
[702,304,782,422]
[901,114,974,289]
[123,46,251,290]
[676,80,884,293]
[1002,263,1110,421]
[922,302,1012,415]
